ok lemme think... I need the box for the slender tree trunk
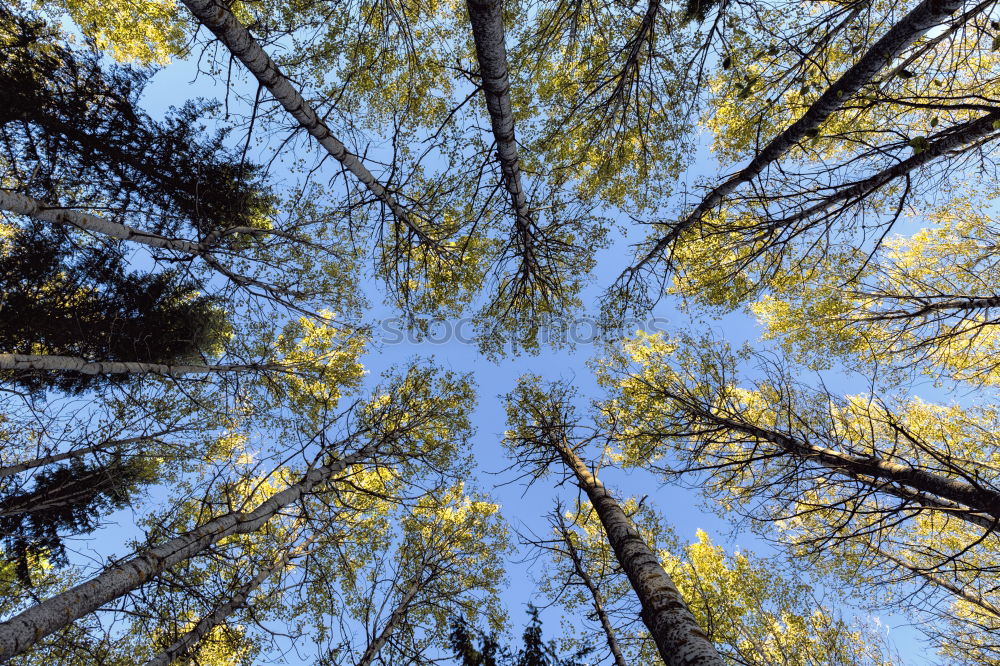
[547,434,724,666]
[630,0,969,273]
[180,0,432,244]
[355,578,422,666]
[0,190,206,254]
[0,441,376,661]
[0,354,284,377]
[875,546,1000,619]
[0,190,307,300]
[0,430,175,480]
[769,110,1000,229]
[678,399,1000,522]
[144,542,310,666]
[554,511,629,666]
[465,0,537,256]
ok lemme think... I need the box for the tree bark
[465,0,537,254]
[630,0,970,274]
[555,511,629,666]
[0,441,376,661]
[677,398,1000,523]
[355,578,422,666]
[180,0,432,244]
[0,354,283,377]
[547,434,724,666]
[767,110,1000,229]
[0,190,206,254]
[144,543,309,666]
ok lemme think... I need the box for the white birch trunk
[0,190,308,300]
[465,0,534,238]
[556,513,629,666]
[0,442,376,660]
[549,436,724,666]
[632,0,970,272]
[770,110,1000,228]
[687,402,1000,522]
[180,0,431,244]
[0,190,207,254]
[354,578,422,666]
[143,542,310,666]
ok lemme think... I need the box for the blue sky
[54,25,942,663]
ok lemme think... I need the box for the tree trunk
[0,190,205,254]
[555,511,629,666]
[144,543,309,666]
[631,0,969,272]
[0,354,283,377]
[680,399,1000,522]
[180,0,432,244]
[355,578,422,666]
[547,435,724,666]
[465,0,534,240]
[0,431,173,480]
[0,441,376,661]
[770,110,1000,229]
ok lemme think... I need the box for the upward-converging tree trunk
[144,540,312,666]
[553,510,629,666]
[673,397,1000,526]
[0,440,377,661]
[465,0,534,241]
[355,578,422,666]
[628,0,969,274]
[545,433,724,666]
[180,0,433,245]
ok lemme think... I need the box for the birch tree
[505,376,724,666]
[530,500,896,665]
[599,332,1000,660]
[0,363,474,661]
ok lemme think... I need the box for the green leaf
[930,117,938,128]
[908,136,930,154]
[897,69,916,79]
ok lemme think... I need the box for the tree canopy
[1,0,998,663]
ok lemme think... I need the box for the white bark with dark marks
[466,0,536,246]
[549,436,724,666]
[180,0,430,243]
[0,442,376,661]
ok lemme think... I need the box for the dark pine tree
[449,606,594,666]
[0,224,227,394]
[0,8,275,240]
[0,452,158,585]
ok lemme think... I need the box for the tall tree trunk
[0,190,206,254]
[768,110,1000,228]
[144,542,310,666]
[180,0,433,245]
[547,434,724,666]
[0,430,175,480]
[554,511,629,666]
[630,0,969,273]
[677,398,1000,522]
[0,441,376,661]
[355,577,423,666]
[0,354,284,377]
[465,0,534,243]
